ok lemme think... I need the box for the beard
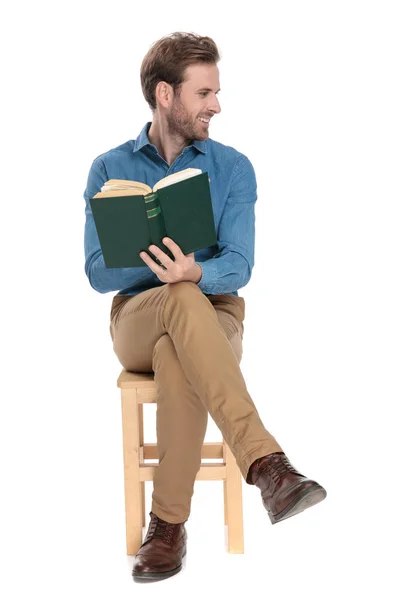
[166,95,209,143]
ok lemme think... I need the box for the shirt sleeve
[83,157,153,293]
[196,154,257,295]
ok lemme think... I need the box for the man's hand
[140,237,202,284]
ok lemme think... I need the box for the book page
[92,188,148,198]
[153,168,202,193]
[100,179,151,195]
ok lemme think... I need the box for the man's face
[166,63,221,142]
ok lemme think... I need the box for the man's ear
[155,81,172,109]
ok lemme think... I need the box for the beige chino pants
[110,281,283,523]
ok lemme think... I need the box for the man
[83,32,327,583]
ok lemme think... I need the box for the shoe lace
[145,513,176,546]
[258,454,302,485]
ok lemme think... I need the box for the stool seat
[117,369,244,555]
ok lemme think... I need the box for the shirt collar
[134,122,207,155]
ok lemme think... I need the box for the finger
[147,244,174,268]
[140,251,168,277]
[162,237,184,259]
[139,251,153,268]
[140,250,160,269]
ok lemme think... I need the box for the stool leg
[138,403,146,528]
[223,440,244,553]
[223,480,227,525]
[121,387,143,556]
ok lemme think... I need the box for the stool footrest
[142,441,223,460]
[138,463,227,482]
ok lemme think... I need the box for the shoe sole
[132,549,186,582]
[264,484,327,524]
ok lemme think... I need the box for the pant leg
[151,333,209,523]
[110,282,283,496]
[148,299,247,523]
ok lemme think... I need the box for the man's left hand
[140,237,202,284]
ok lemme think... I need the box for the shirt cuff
[195,261,218,294]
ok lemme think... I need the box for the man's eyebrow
[197,87,221,93]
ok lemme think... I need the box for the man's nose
[209,95,221,114]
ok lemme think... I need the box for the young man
[83,32,327,583]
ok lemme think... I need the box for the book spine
[145,192,161,219]
[144,192,174,263]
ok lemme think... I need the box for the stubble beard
[166,96,208,143]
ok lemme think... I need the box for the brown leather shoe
[248,452,327,524]
[132,511,187,582]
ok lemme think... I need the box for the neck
[148,115,190,166]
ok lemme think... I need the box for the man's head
[140,32,221,141]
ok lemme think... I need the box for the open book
[90,168,217,268]
[93,168,203,197]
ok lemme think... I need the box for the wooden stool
[117,369,244,555]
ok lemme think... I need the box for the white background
[1,1,399,598]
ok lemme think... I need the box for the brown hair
[140,32,221,111]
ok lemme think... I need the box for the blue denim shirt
[83,122,257,297]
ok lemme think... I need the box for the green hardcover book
[89,170,218,268]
